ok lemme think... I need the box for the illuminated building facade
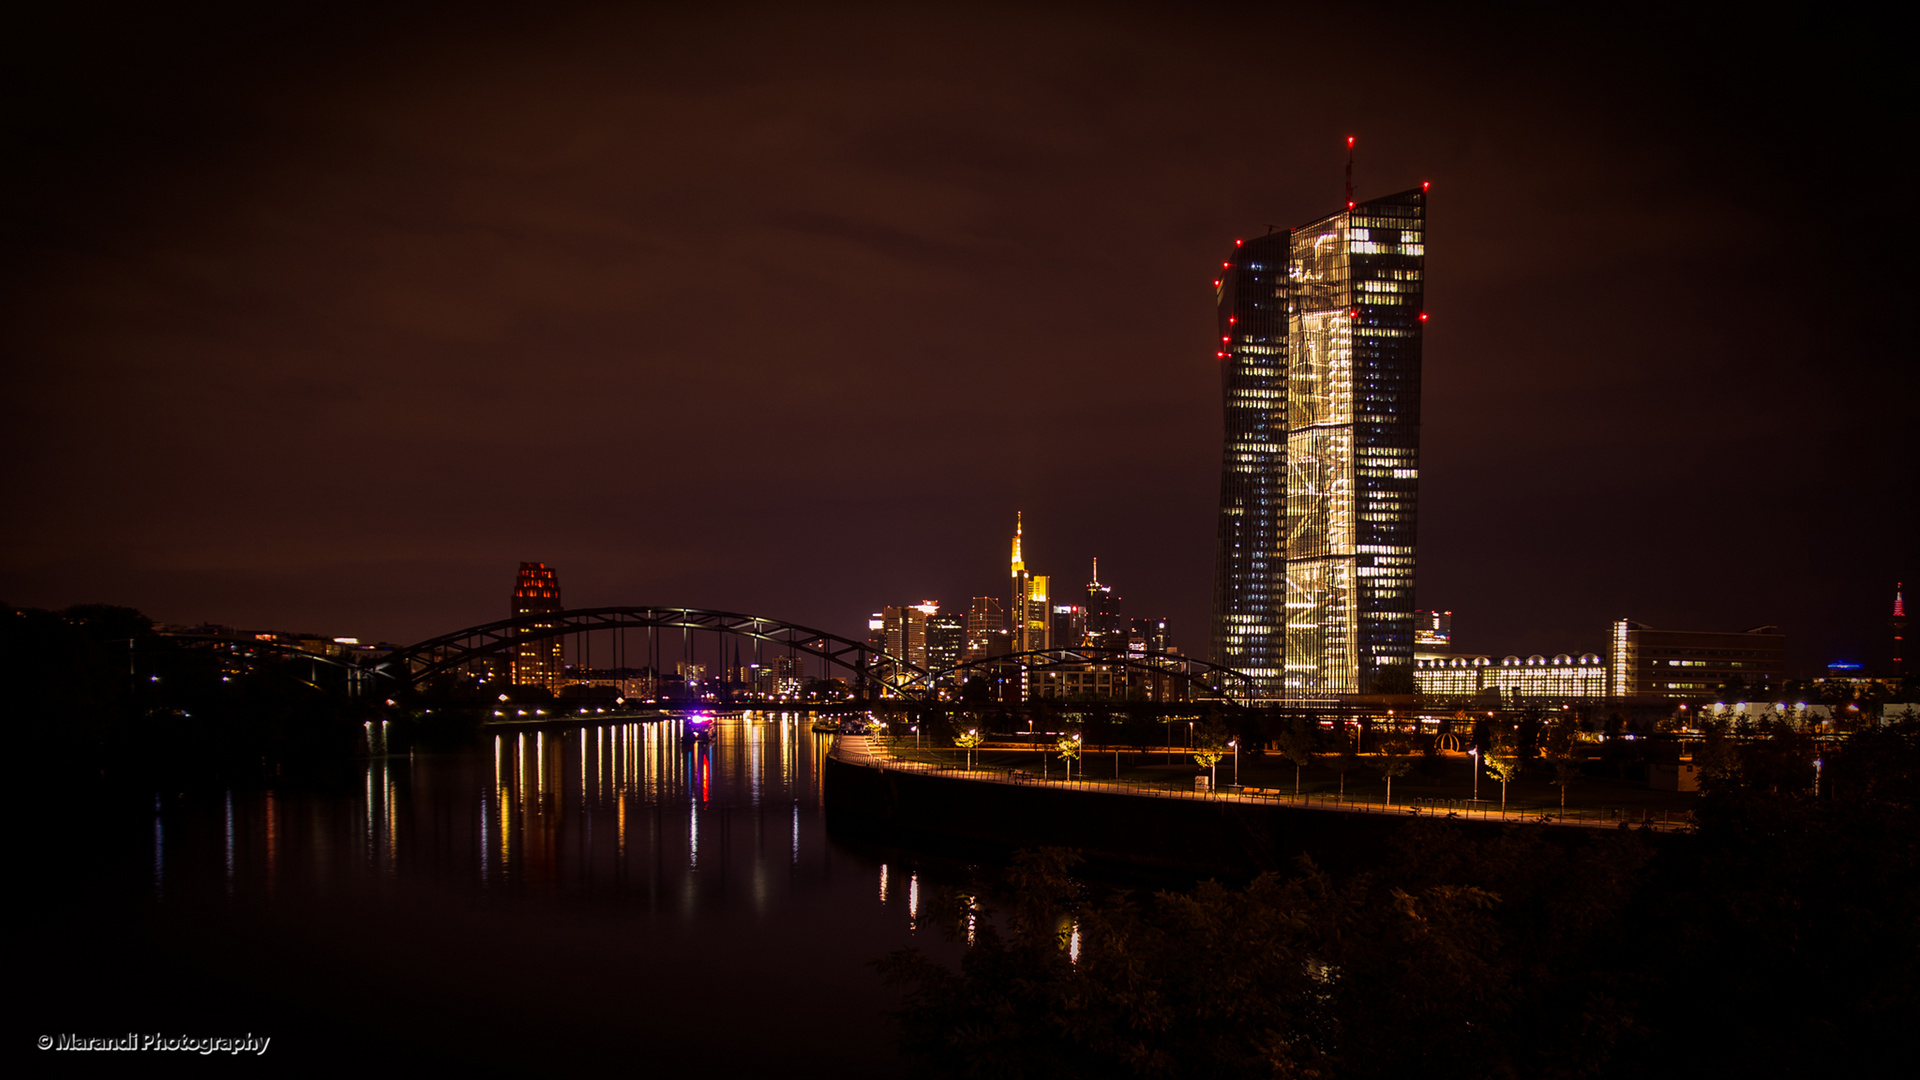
[1211,187,1426,698]
[1611,618,1786,700]
[881,604,933,672]
[510,562,566,692]
[1210,230,1290,692]
[927,608,965,682]
[1009,513,1050,653]
[1416,653,1606,703]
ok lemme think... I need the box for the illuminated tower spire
[1090,557,1100,588]
[1010,512,1025,577]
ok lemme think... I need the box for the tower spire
[1345,135,1355,210]
[1010,512,1025,576]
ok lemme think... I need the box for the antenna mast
[1345,135,1356,210]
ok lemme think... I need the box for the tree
[1542,709,1582,812]
[1273,715,1315,797]
[954,727,984,771]
[1374,731,1414,806]
[1327,725,1360,798]
[1485,734,1522,811]
[1055,730,1082,781]
[1192,718,1230,788]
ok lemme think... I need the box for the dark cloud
[2,2,1910,669]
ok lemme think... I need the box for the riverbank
[824,737,1682,878]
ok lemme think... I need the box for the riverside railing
[835,738,1692,833]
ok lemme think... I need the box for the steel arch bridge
[372,606,928,695]
[912,647,1257,704]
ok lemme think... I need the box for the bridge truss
[372,606,925,695]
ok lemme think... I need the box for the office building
[1611,619,1786,700]
[1210,185,1427,698]
[1051,603,1088,651]
[1087,559,1127,651]
[1009,513,1050,653]
[927,607,966,681]
[1415,653,1606,703]
[880,602,936,675]
[510,562,566,692]
[963,596,1007,661]
[1414,609,1453,660]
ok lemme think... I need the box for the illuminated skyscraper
[1211,184,1427,697]
[510,562,566,691]
[1009,513,1050,653]
[964,596,1007,660]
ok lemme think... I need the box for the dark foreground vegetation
[877,721,1919,1079]
[2,603,465,782]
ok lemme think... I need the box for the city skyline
[2,4,1910,674]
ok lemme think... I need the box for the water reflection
[107,710,962,1071]
[142,712,950,937]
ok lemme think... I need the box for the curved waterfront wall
[827,756,1439,878]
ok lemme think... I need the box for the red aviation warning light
[1419,312,1429,322]
[1234,239,1243,246]
[1422,181,1430,191]
[1349,308,1360,319]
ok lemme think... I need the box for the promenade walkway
[829,735,1691,833]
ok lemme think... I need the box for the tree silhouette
[1273,714,1316,796]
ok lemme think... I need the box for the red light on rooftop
[1234,239,1243,246]
[1422,181,1430,191]
[1349,309,1359,319]
[1346,201,1355,210]
[1222,262,1230,269]
[1213,279,1221,287]
[1419,312,1429,322]
[1347,136,1355,148]
[1216,351,1226,358]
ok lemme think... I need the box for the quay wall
[823,756,1656,879]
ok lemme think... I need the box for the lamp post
[1230,739,1239,787]
[1470,747,1481,803]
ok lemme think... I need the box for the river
[25,712,959,1072]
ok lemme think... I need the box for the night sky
[4,2,1911,672]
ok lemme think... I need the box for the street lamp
[1470,747,1481,803]
[1230,739,1239,787]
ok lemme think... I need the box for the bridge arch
[374,606,927,696]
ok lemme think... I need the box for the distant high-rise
[881,603,935,674]
[1414,609,1453,660]
[1086,558,1126,651]
[964,596,1007,660]
[1892,583,1907,678]
[1009,513,1050,653]
[510,562,566,691]
[1211,183,1427,697]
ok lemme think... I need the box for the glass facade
[1209,232,1290,692]
[1211,188,1425,699]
